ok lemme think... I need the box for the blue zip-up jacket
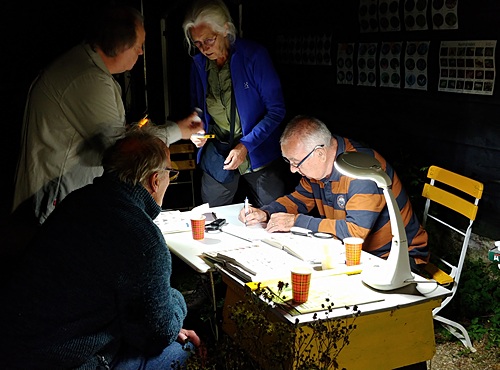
[190,38,285,169]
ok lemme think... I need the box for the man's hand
[238,205,268,226]
[266,212,296,232]
[177,111,204,140]
[190,134,207,148]
[177,328,201,348]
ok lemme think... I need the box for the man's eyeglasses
[193,35,218,49]
[164,167,180,182]
[283,144,324,169]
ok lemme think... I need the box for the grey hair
[102,124,168,187]
[182,0,237,55]
[280,115,332,150]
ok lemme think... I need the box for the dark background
[2,0,499,240]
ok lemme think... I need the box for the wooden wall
[238,0,500,239]
[2,0,499,241]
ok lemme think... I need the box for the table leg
[209,270,219,341]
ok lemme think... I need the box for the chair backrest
[421,165,484,304]
[166,142,196,210]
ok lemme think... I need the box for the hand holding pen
[238,201,268,226]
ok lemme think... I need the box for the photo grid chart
[405,41,430,90]
[378,0,401,32]
[336,40,430,90]
[357,42,378,87]
[275,34,333,66]
[431,0,458,30]
[438,40,496,95]
[379,41,403,88]
[359,0,459,33]
[337,43,355,85]
[359,0,379,33]
[404,0,429,31]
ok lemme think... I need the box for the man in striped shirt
[240,115,429,271]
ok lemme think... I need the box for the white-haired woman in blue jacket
[183,0,287,207]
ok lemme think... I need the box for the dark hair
[102,125,168,186]
[85,4,144,57]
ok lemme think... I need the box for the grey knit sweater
[0,174,187,369]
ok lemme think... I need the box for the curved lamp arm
[334,151,414,290]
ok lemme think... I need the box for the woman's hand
[223,143,248,170]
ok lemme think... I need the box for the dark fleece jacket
[0,173,187,369]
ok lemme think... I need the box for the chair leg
[434,315,476,352]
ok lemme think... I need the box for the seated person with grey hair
[240,115,429,272]
[0,124,201,369]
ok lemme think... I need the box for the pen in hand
[244,197,250,226]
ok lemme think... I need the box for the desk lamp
[334,151,414,290]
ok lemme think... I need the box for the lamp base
[361,265,413,291]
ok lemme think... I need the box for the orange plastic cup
[343,237,363,266]
[291,266,313,303]
[190,215,206,240]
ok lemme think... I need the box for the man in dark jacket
[0,124,200,369]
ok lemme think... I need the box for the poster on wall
[379,42,403,88]
[405,41,430,90]
[317,34,333,66]
[403,0,429,31]
[336,43,355,85]
[275,35,301,65]
[378,0,401,32]
[438,40,496,95]
[275,34,332,66]
[357,42,378,87]
[359,0,379,33]
[275,35,290,64]
[432,0,458,30]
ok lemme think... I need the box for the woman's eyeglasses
[193,35,218,49]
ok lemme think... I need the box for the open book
[260,233,338,264]
[217,223,337,264]
[202,243,309,283]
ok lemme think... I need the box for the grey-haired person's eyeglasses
[164,167,180,182]
[193,35,217,49]
[282,145,324,169]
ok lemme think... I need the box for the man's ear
[148,172,161,194]
[318,147,327,162]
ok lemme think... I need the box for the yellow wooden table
[220,267,450,370]
[160,203,451,368]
